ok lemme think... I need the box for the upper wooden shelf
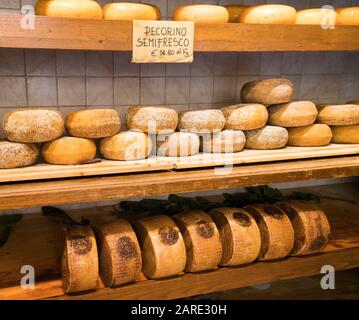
[1,13,359,52]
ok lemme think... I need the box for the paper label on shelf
[132,20,194,64]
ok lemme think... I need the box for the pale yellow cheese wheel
[287,124,332,147]
[178,110,225,133]
[200,130,246,154]
[296,8,337,25]
[0,141,39,169]
[239,5,297,24]
[317,104,359,126]
[173,5,229,23]
[336,7,359,25]
[3,109,64,143]
[331,125,359,144]
[225,5,249,23]
[156,132,200,157]
[268,101,318,127]
[66,109,121,139]
[126,106,178,134]
[103,2,160,21]
[221,103,268,131]
[35,0,103,19]
[100,131,153,161]
[42,137,97,165]
[245,126,289,150]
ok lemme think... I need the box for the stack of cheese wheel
[275,201,331,256]
[244,204,294,260]
[239,5,297,24]
[173,5,229,23]
[96,219,142,287]
[225,5,249,23]
[317,104,359,144]
[62,225,99,293]
[336,7,359,25]
[173,210,222,272]
[209,208,261,266]
[103,2,161,20]
[133,215,186,278]
[296,8,337,25]
[35,0,103,19]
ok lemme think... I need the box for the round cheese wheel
[317,104,359,126]
[133,215,186,279]
[3,109,64,143]
[66,109,121,139]
[173,5,229,23]
[287,124,332,147]
[100,131,152,161]
[0,141,39,169]
[331,125,359,144]
[103,2,160,21]
[97,219,142,287]
[275,201,330,256]
[178,110,225,133]
[42,137,97,165]
[244,204,294,261]
[156,132,199,157]
[336,7,359,25]
[296,8,337,25]
[35,0,103,19]
[200,130,246,154]
[268,101,318,127]
[126,106,178,134]
[239,5,297,24]
[241,78,294,105]
[225,5,249,23]
[209,208,261,266]
[62,225,99,294]
[173,210,222,272]
[221,103,268,131]
[245,126,288,150]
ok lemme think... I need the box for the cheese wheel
[336,7,359,25]
[209,208,261,266]
[156,132,199,157]
[331,125,359,144]
[225,5,249,23]
[275,201,330,256]
[103,2,160,21]
[97,219,142,287]
[0,141,39,169]
[178,110,225,133]
[287,124,332,147]
[296,8,337,25]
[200,130,246,154]
[42,137,97,165]
[245,126,288,150]
[244,204,294,261]
[173,211,222,272]
[3,109,64,143]
[133,215,186,279]
[100,131,152,161]
[268,101,318,127]
[126,106,178,134]
[317,104,359,126]
[62,225,99,294]
[66,109,121,139]
[35,0,103,19]
[239,5,297,24]
[221,103,268,131]
[347,101,359,105]
[241,78,294,105]
[173,5,229,23]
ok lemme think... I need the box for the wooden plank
[1,156,359,210]
[0,13,359,52]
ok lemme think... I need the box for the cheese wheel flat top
[225,5,249,22]
[239,5,297,24]
[157,132,200,157]
[245,126,289,150]
[178,110,225,133]
[317,104,359,126]
[331,124,359,144]
[296,8,337,25]
[0,141,39,169]
[103,2,160,21]
[336,7,359,25]
[173,5,229,23]
[201,130,246,154]
[287,124,332,147]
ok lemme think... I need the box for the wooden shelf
[1,13,359,52]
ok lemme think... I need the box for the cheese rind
[317,104,359,126]
[239,5,297,24]
[225,5,249,22]
[3,109,64,143]
[241,78,294,105]
[331,125,359,144]
[0,141,39,169]
[178,110,225,133]
[336,7,359,25]
[201,130,246,153]
[103,2,160,21]
[287,124,332,147]
[157,132,199,157]
[296,8,337,25]
[268,101,318,127]
[221,103,268,131]
[245,126,288,150]
[173,5,229,23]
[42,137,97,165]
